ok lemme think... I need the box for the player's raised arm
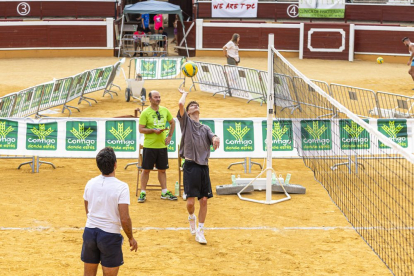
[178,88,188,117]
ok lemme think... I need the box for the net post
[266,33,274,203]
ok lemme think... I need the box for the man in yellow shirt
[138,90,176,203]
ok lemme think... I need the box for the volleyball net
[270,46,414,275]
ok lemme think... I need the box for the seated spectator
[142,29,158,56]
[157,27,168,56]
[133,27,145,57]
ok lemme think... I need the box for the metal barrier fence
[0,93,17,117]
[273,73,302,113]
[190,61,230,97]
[224,65,267,104]
[375,91,414,118]
[121,34,168,58]
[0,60,123,118]
[330,84,380,118]
[81,65,114,105]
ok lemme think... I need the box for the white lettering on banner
[265,138,292,146]
[225,139,253,146]
[28,138,55,145]
[389,137,407,143]
[67,139,96,145]
[107,140,135,147]
[212,0,258,18]
[303,138,330,145]
[341,137,369,145]
[0,137,16,144]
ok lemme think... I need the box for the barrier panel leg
[78,96,98,106]
[62,104,80,116]
[36,157,56,173]
[228,158,248,173]
[248,158,263,173]
[15,156,35,173]
[125,162,138,170]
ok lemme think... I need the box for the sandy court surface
[0,54,405,275]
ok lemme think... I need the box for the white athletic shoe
[195,228,207,244]
[188,215,196,235]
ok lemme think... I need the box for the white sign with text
[212,0,258,18]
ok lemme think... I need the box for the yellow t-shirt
[139,106,173,149]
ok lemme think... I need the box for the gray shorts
[227,56,239,66]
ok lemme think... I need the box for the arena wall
[193,20,414,62]
[0,19,114,58]
[196,2,414,23]
[0,0,116,19]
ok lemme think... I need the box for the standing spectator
[138,91,177,203]
[134,14,142,29]
[154,14,163,34]
[223,33,241,66]
[171,14,179,44]
[402,37,414,87]
[81,147,137,276]
[142,13,150,31]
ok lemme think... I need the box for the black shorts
[81,227,124,268]
[183,160,213,200]
[142,147,169,170]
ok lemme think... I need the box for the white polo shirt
[83,175,130,234]
[224,41,240,62]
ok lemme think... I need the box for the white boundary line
[3,226,413,231]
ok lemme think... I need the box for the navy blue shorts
[81,227,124,268]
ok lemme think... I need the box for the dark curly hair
[96,147,117,175]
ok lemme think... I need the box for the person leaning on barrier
[81,147,137,276]
[138,90,177,203]
[223,33,241,66]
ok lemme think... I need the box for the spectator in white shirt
[223,33,240,66]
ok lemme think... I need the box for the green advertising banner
[262,120,293,151]
[378,119,408,149]
[0,119,18,150]
[223,120,254,152]
[26,122,58,151]
[200,120,215,152]
[105,120,137,152]
[299,0,345,18]
[140,60,157,78]
[160,59,178,78]
[340,120,370,150]
[165,121,176,152]
[66,121,98,151]
[301,120,332,150]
